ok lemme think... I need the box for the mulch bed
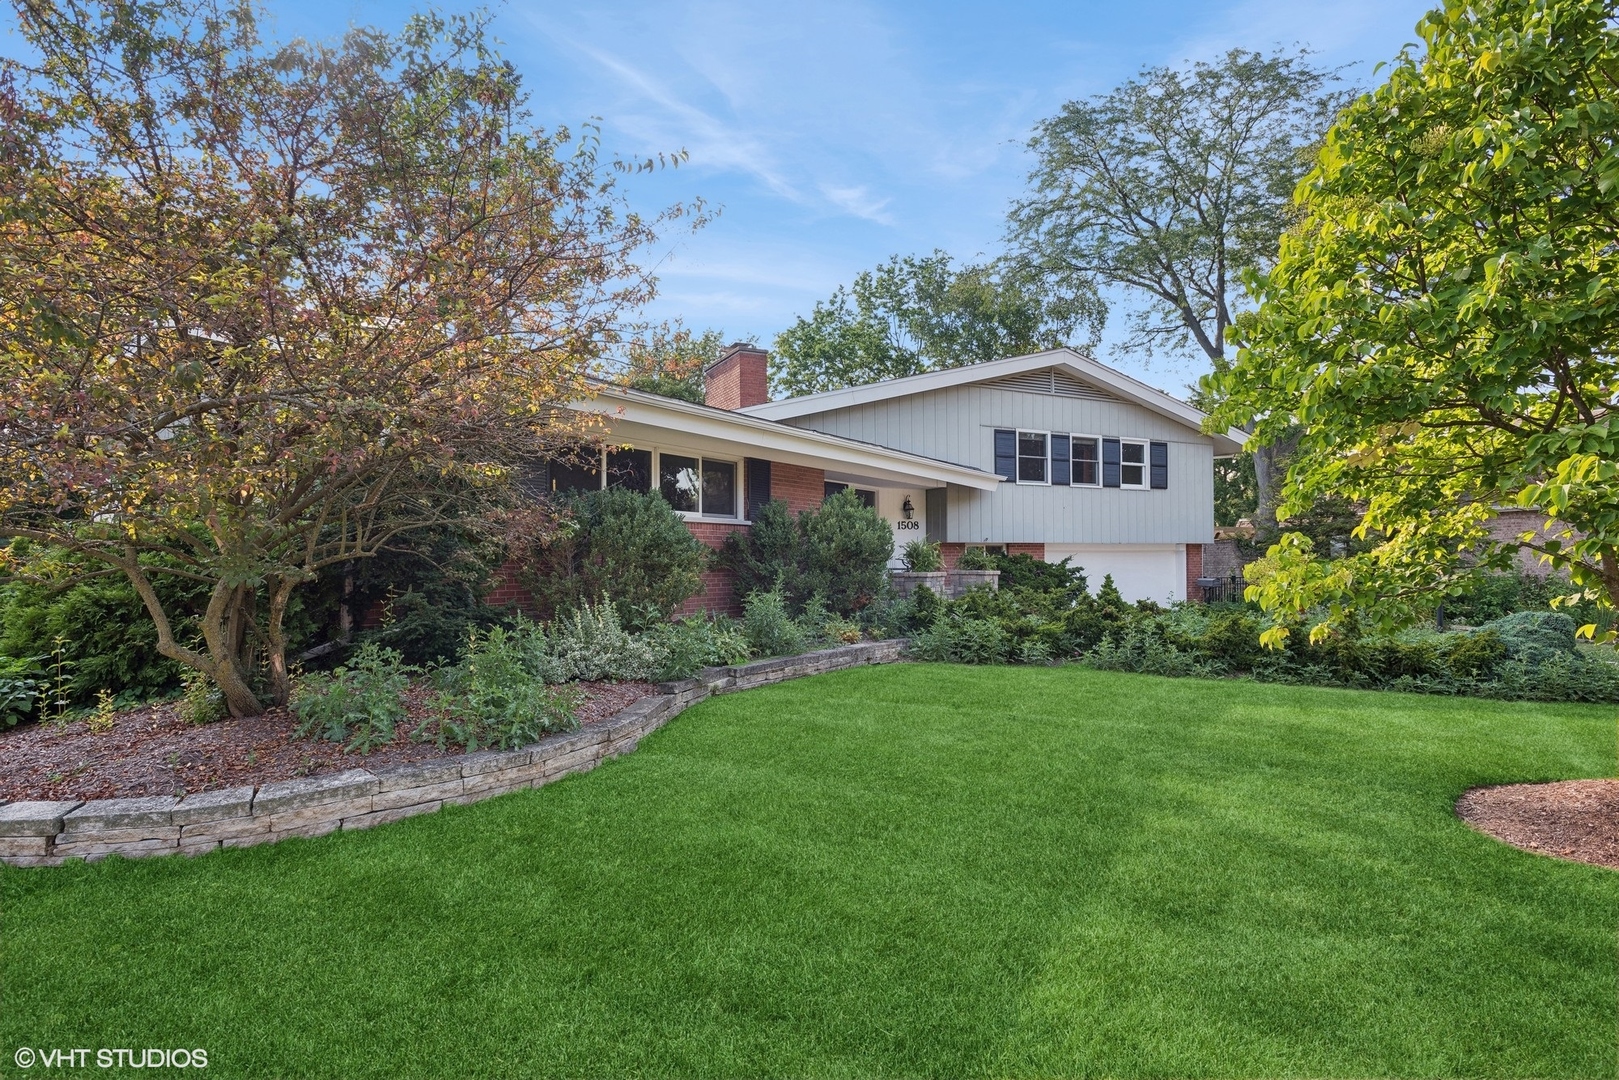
[0,681,654,802]
[1457,780,1619,871]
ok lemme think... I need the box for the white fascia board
[741,348,1250,456]
[570,387,1001,491]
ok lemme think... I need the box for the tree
[0,1,692,715]
[619,325,724,403]
[1009,49,1348,533]
[1208,0,1619,646]
[770,250,1100,397]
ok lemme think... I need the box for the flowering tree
[0,1,695,715]
[1208,0,1619,646]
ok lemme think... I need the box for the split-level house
[515,343,1245,614]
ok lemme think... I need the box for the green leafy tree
[1209,0,1619,646]
[1010,49,1348,533]
[771,251,1100,396]
[621,326,725,403]
[0,1,691,715]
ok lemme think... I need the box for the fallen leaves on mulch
[0,681,654,802]
[1457,780,1619,871]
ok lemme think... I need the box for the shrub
[360,586,508,668]
[1479,610,1578,663]
[717,499,801,602]
[547,599,663,682]
[903,540,943,572]
[741,589,809,657]
[522,489,705,629]
[909,616,1011,664]
[0,560,197,706]
[291,643,414,754]
[955,546,997,571]
[993,553,1088,599]
[177,667,227,725]
[430,626,580,751]
[643,616,751,681]
[797,489,895,616]
[1081,624,1213,678]
[0,655,43,727]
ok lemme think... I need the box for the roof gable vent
[990,367,1116,401]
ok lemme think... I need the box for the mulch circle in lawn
[1457,780,1619,871]
[0,681,654,802]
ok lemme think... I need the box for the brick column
[1185,543,1204,602]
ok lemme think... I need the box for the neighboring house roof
[572,382,1002,491]
[739,348,1249,456]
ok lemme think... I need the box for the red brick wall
[1185,543,1204,602]
[770,462,825,515]
[677,520,751,617]
[704,346,770,410]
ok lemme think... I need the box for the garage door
[1043,545,1184,604]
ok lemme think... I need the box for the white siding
[785,383,1216,546]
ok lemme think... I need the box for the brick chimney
[705,342,769,410]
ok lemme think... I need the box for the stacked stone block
[0,641,904,867]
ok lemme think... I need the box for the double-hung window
[1016,431,1048,484]
[1070,437,1100,486]
[1119,440,1148,489]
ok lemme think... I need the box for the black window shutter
[744,458,771,520]
[993,429,1016,481]
[1051,434,1071,486]
[1102,438,1121,488]
[1149,442,1169,489]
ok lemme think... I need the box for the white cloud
[819,184,895,226]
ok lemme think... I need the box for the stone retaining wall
[0,640,905,868]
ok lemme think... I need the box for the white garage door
[1043,545,1185,604]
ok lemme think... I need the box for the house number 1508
[895,519,921,531]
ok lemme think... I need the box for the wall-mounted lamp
[901,496,914,521]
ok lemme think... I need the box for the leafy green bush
[177,667,227,725]
[1479,611,1578,663]
[910,616,1011,664]
[903,540,942,572]
[643,616,752,681]
[955,546,997,571]
[1080,624,1213,677]
[291,644,414,754]
[521,489,705,629]
[799,489,894,615]
[741,589,809,657]
[0,561,197,706]
[429,627,580,751]
[992,553,1088,599]
[0,655,43,727]
[547,599,663,682]
[717,499,801,602]
[719,491,893,617]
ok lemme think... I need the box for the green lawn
[4,666,1617,1078]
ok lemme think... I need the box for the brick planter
[889,571,947,599]
[0,640,906,868]
[944,569,1000,598]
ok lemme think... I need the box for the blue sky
[60,0,1434,391]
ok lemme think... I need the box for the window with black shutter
[1101,438,1121,488]
[1149,442,1169,489]
[993,429,1016,481]
[1051,434,1071,486]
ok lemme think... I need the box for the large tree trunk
[1251,430,1302,543]
[264,575,296,707]
[198,580,266,717]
